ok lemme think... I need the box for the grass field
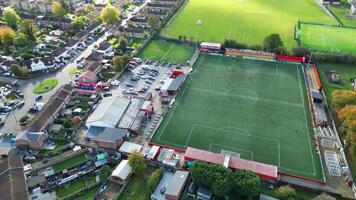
[151,54,324,180]
[118,175,150,200]
[56,175,97,199]
[299,23,356,54]
[139,40,194,63]
[33,78,58,94]
[162,0,335,49]
[53,154,88,173]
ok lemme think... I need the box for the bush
[292,46,310,56]
[276,185,296,200]
[314,52,356,64]
[248,44,263,51]
[147,168,164,192]
[223,39,248,49]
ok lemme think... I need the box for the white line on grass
[297,66,317,175]
[160,43,175,61]
[209,143,254,160]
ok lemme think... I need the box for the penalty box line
[209,143,254,160]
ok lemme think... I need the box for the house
[65,39,80,51]
[53,44,69,63]
[23,56,56,72]
[0,157,29,200]
[155,0,179,4]
[86,52,103,62]
[96,41,113,54]
[28,85,72,132]
[147,9,169,18]
[147,2,175,10]
[37,16,72,29]
[124,27,146,39]
[119,141,143,155]
[12,0,85,13]
[15,130,47,150]
[165,171,190,200]
[87,61,102,75]
[129,16,149,26]
[110,160,132,184]
[85,126,128,150]
[77,70,97,83]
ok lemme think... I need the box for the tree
[112,56,126,72]
[10,64,25,76]
[100,4,120,25]
[147,168,164,192]
[14,32,29,47]
[99,165,112,181]
[148,14,160,31]
[128,150,147,175]
[52,1,67,18]
[231,170,260,199]
[0,26,16,47]
[292,46,310,57]
[59,0,70,12]
[118,37,128,52]
[2,7,20,29]
[85,3,96,13]
[276,185,296,200]
[19,19,37,41]
[263,34,285,54]
[223,39,247,49]
[71,16,88,31]
[332,90,356,109]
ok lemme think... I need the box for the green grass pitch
[300,23,356,54]
[138,40,194,63]
[151,54,324,180]
[161,0,335,49]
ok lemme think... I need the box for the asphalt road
[0,0,149,134]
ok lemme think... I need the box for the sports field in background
[161,0,335,48]
[139,40,194,63]
[299,23,356,54]
[151,54,324,180]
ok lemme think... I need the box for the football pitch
[138,40,194,63]
[299,23,356,54]
[161,0,335,49]
[151,54,324,180]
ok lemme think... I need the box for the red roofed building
[78,70,97,83]
[184,147,278,182]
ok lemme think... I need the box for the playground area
[151,54,324,180]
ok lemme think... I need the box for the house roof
[86,52,103,61]
[184,147,278,181]
[86,96,131,128]
[111,160,131,180]
[97,41,112,51]
[79,70,96,81]
[119,141,143,154]
[53,44,67,57]
[87,61,101,72]
[28,85,72,132]
[124,27,145,33]
[15,130,45,143]
[147,2,174,8]
[86,126,128,143]
[0,157,28,200]
[165,170,189,198]
[130,16,148,23]
[117,98,144,129]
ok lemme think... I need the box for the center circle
[225,88,258,105]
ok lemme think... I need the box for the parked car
[110,80,120,86]
[35,95,43,101]
[103,92,112,97]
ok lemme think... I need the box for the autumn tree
[332,90,356,109]
[112,56,127,72]
[14,32,29,47]
[100,4,120,25]
[148,14,160,31]
[128,150,147,175]
[52,1,67,17]
[0,26,16,47]
[2,7,20,29]
[147,168,164,192]
[71,16,88,31]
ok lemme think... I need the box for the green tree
[2,7,20,29]
[231,170,260,199]
[10,64,25,76]
[118,37,128,52]
[128,150,147,175]
[100,4,120,25]
[14,32,29,47]
[59,0,70,12]
[112,56,126,72]
[147,14,160,31]
[147,168,164,192]
[263,34,285,54]
[99,165,112,181]
[52,1,67,17]
[276,185,296,200]
[0,26,16,47]
[19,19,37,41]
[71,16,88,31]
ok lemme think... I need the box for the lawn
[161,0,335,49]
[52,153,88,173]
[38,141,68,157]
[139,39,194,63]
[33,78,59,94]
[75,186,100,200]
[151,54,324,180]
[118,175,150,200]
[299,23,356,54]
[329,0,356,27]
[55,175,97,199]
